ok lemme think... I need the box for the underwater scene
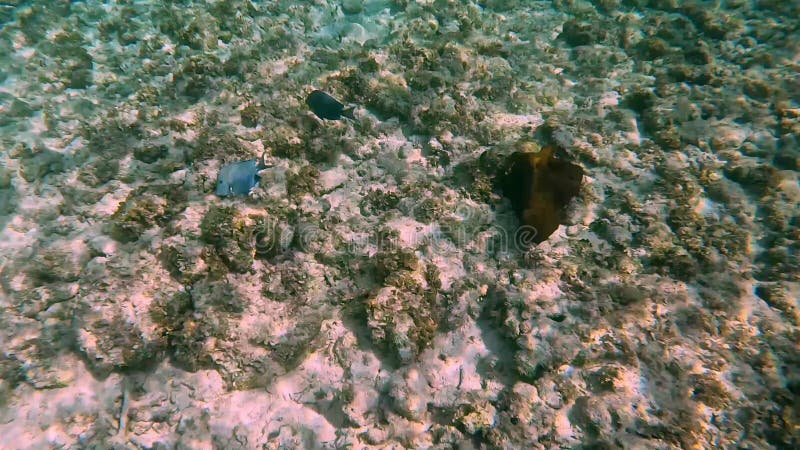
[0,0,798,448]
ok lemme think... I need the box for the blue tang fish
[215,154,269,197]
[306,89,355,121]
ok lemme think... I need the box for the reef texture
[0,0,799,449]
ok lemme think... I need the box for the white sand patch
[490,112,544,129]
[403,146,426,165]
[385,216,435,248]
[421,321,494,394]
[91,186,131,218]
[171,204,205,235]
[598,90,620,107]
[0,222,36,260]
[174,109,196,125]
[321,185,357,212]
[0,358,123,449]
[318,167,348,192]
[427,255,463,290]
[86,233,117,257]
[554,408,575,440]
[17,186,62,219]
[219,373,339,443]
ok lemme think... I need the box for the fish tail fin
[257,150,271,169]
[342,106,356,121]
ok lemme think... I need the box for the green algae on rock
[133,144,169,164]
[199,205,262,274]
[364,285,438,365]
[285,165,321,199]
[108,184,187,243]
[10,142,65,183]
[3,0,800,447]
[268,317,323,371]
[0,167,17,228]
[76,156,119,187]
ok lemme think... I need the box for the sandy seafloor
[0,0,799,448]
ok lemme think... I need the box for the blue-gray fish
[215,155,268,197]
[306,89,355,121]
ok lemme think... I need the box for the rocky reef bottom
[1,0,799,448]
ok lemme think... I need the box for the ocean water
[0,0,798,448]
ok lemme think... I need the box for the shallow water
[0,1,798,448]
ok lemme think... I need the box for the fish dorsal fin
[258,152,266,169]
[257,151,272,170]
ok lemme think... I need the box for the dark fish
[496,143,584,245]
[306,89,355,121]
[215,153,269,197]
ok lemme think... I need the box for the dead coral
[268,317,322,371]
[285,165,320,199]
[133,144,168,164]
[76,156,119,187]
[191,126,251,162]
[199,205,256,274]
[559,18,608,47]
[151,282,244,375]
[76,312,166,377]
[9,143,65,182]
[108,184,187,243]
[688,372,730,409]
[364,285,438,364]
